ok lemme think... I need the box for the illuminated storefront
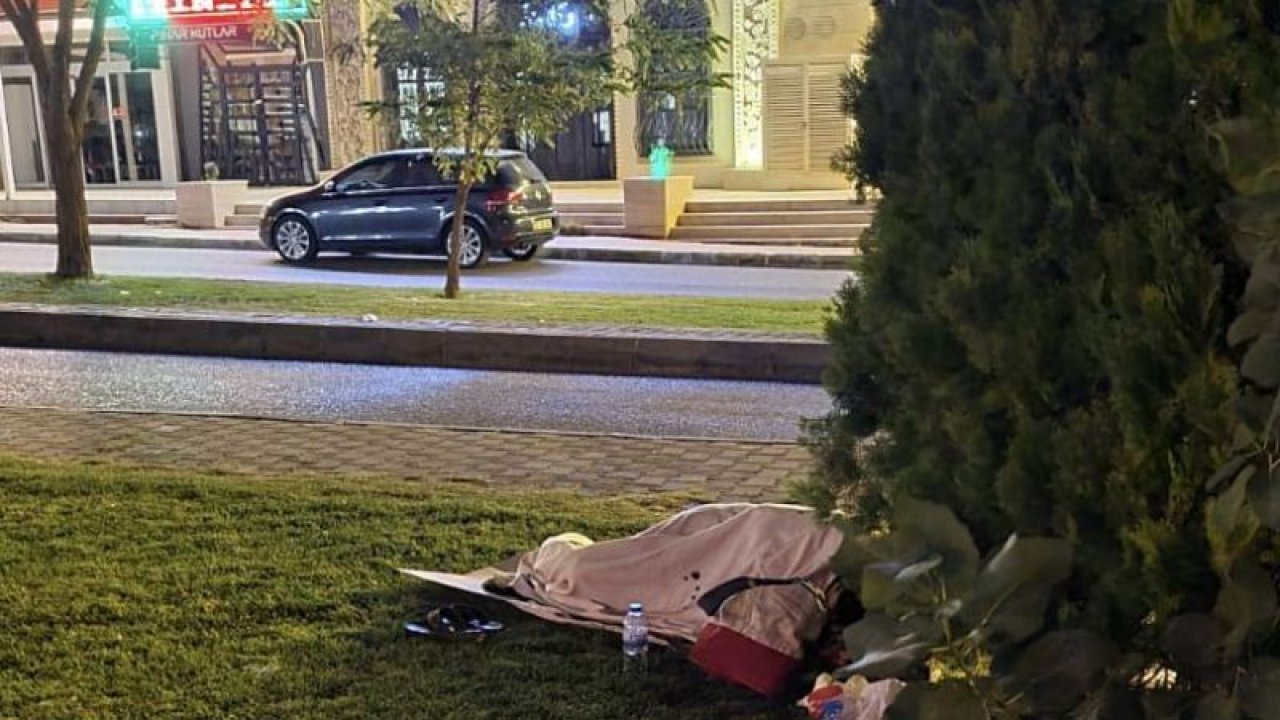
[0,0,873,192]
[0,30,180,190]
[609,0,874,189]
[0,0,330,192]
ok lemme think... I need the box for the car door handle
[374,200,388,207]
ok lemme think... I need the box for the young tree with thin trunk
[368,0,609,298]
[366,0,726,299]
[0,0,115,278]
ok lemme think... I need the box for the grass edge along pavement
[0,454,806,720]
[0,272,828,335]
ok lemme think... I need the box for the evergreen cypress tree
[806,0,1244,644]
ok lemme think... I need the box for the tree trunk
[44,95,93,279]
[444,182,474,299]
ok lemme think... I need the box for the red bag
[690,575,835,696]
[690,622,799,696]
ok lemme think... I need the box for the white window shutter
[763,62,807,171]
[805,62,850,174]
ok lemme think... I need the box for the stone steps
[668,199,874,246]
[0,199,177,215]
[678,210,871,227]
[666,236,858,248]
[670,224,862,241]
[557,202,624,214]
[684,199,871,214]
[561,212,625,226]
[0,213,175,225]
[581,225,631,236]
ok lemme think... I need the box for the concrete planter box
[623,176,694,239]
[176,180,248,229]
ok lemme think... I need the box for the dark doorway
[516,105,615,181]
[510,0,616,181]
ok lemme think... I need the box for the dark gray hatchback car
[259,149,559,268]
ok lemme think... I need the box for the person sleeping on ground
[481,502,860,696]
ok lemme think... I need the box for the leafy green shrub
[803,1,1280,717]
[831,493,1279,719]
[803,0,1244,659]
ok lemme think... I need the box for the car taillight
[486,188,524,213]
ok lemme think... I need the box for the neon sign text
[120,0,307,25]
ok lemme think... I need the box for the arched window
[636,0,713,157]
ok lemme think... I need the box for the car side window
[402,155,443,188]
[335,158,404,193]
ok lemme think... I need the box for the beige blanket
[402,503,844,647]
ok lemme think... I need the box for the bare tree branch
[0,0,51,81]
[72,0,113,119]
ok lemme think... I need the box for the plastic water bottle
[622,602,649,673]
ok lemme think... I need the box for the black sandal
[404,604,504,638]
[451,603,504,633]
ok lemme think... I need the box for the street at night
[0,348,829,440]
[0,242,850,300]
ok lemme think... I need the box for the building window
[1,42,164,187]
[635,0,714,157]
[592,108,612,146]
[395,67,444,146]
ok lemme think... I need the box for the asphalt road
[0,348,832,440]
[0,243,849,300]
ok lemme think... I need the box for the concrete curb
[542,245,852,269]
[0,306,830,384]
[0,231,261,251]
[0,230,854,269]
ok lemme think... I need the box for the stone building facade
[0,0,872,191]
[331,0,876,189]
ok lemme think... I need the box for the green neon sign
[113,0,309,28]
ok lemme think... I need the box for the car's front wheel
[445,219,489,270]
[273,217,318,264]
[502,242,539,262]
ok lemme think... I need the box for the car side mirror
[323,180,337,194]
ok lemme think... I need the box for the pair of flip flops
[405,604,504,638]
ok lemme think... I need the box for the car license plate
[533,218,553,232]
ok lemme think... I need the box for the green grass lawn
[0,455,803,720]
[0,273,829,334]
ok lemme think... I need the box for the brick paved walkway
[0,406,811,501]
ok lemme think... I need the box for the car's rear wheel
[502,242,539,262]
[445,219,489,269]
[273,216,318,264]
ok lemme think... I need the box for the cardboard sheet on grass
[400,502,844,654]
[399,566,664,641]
